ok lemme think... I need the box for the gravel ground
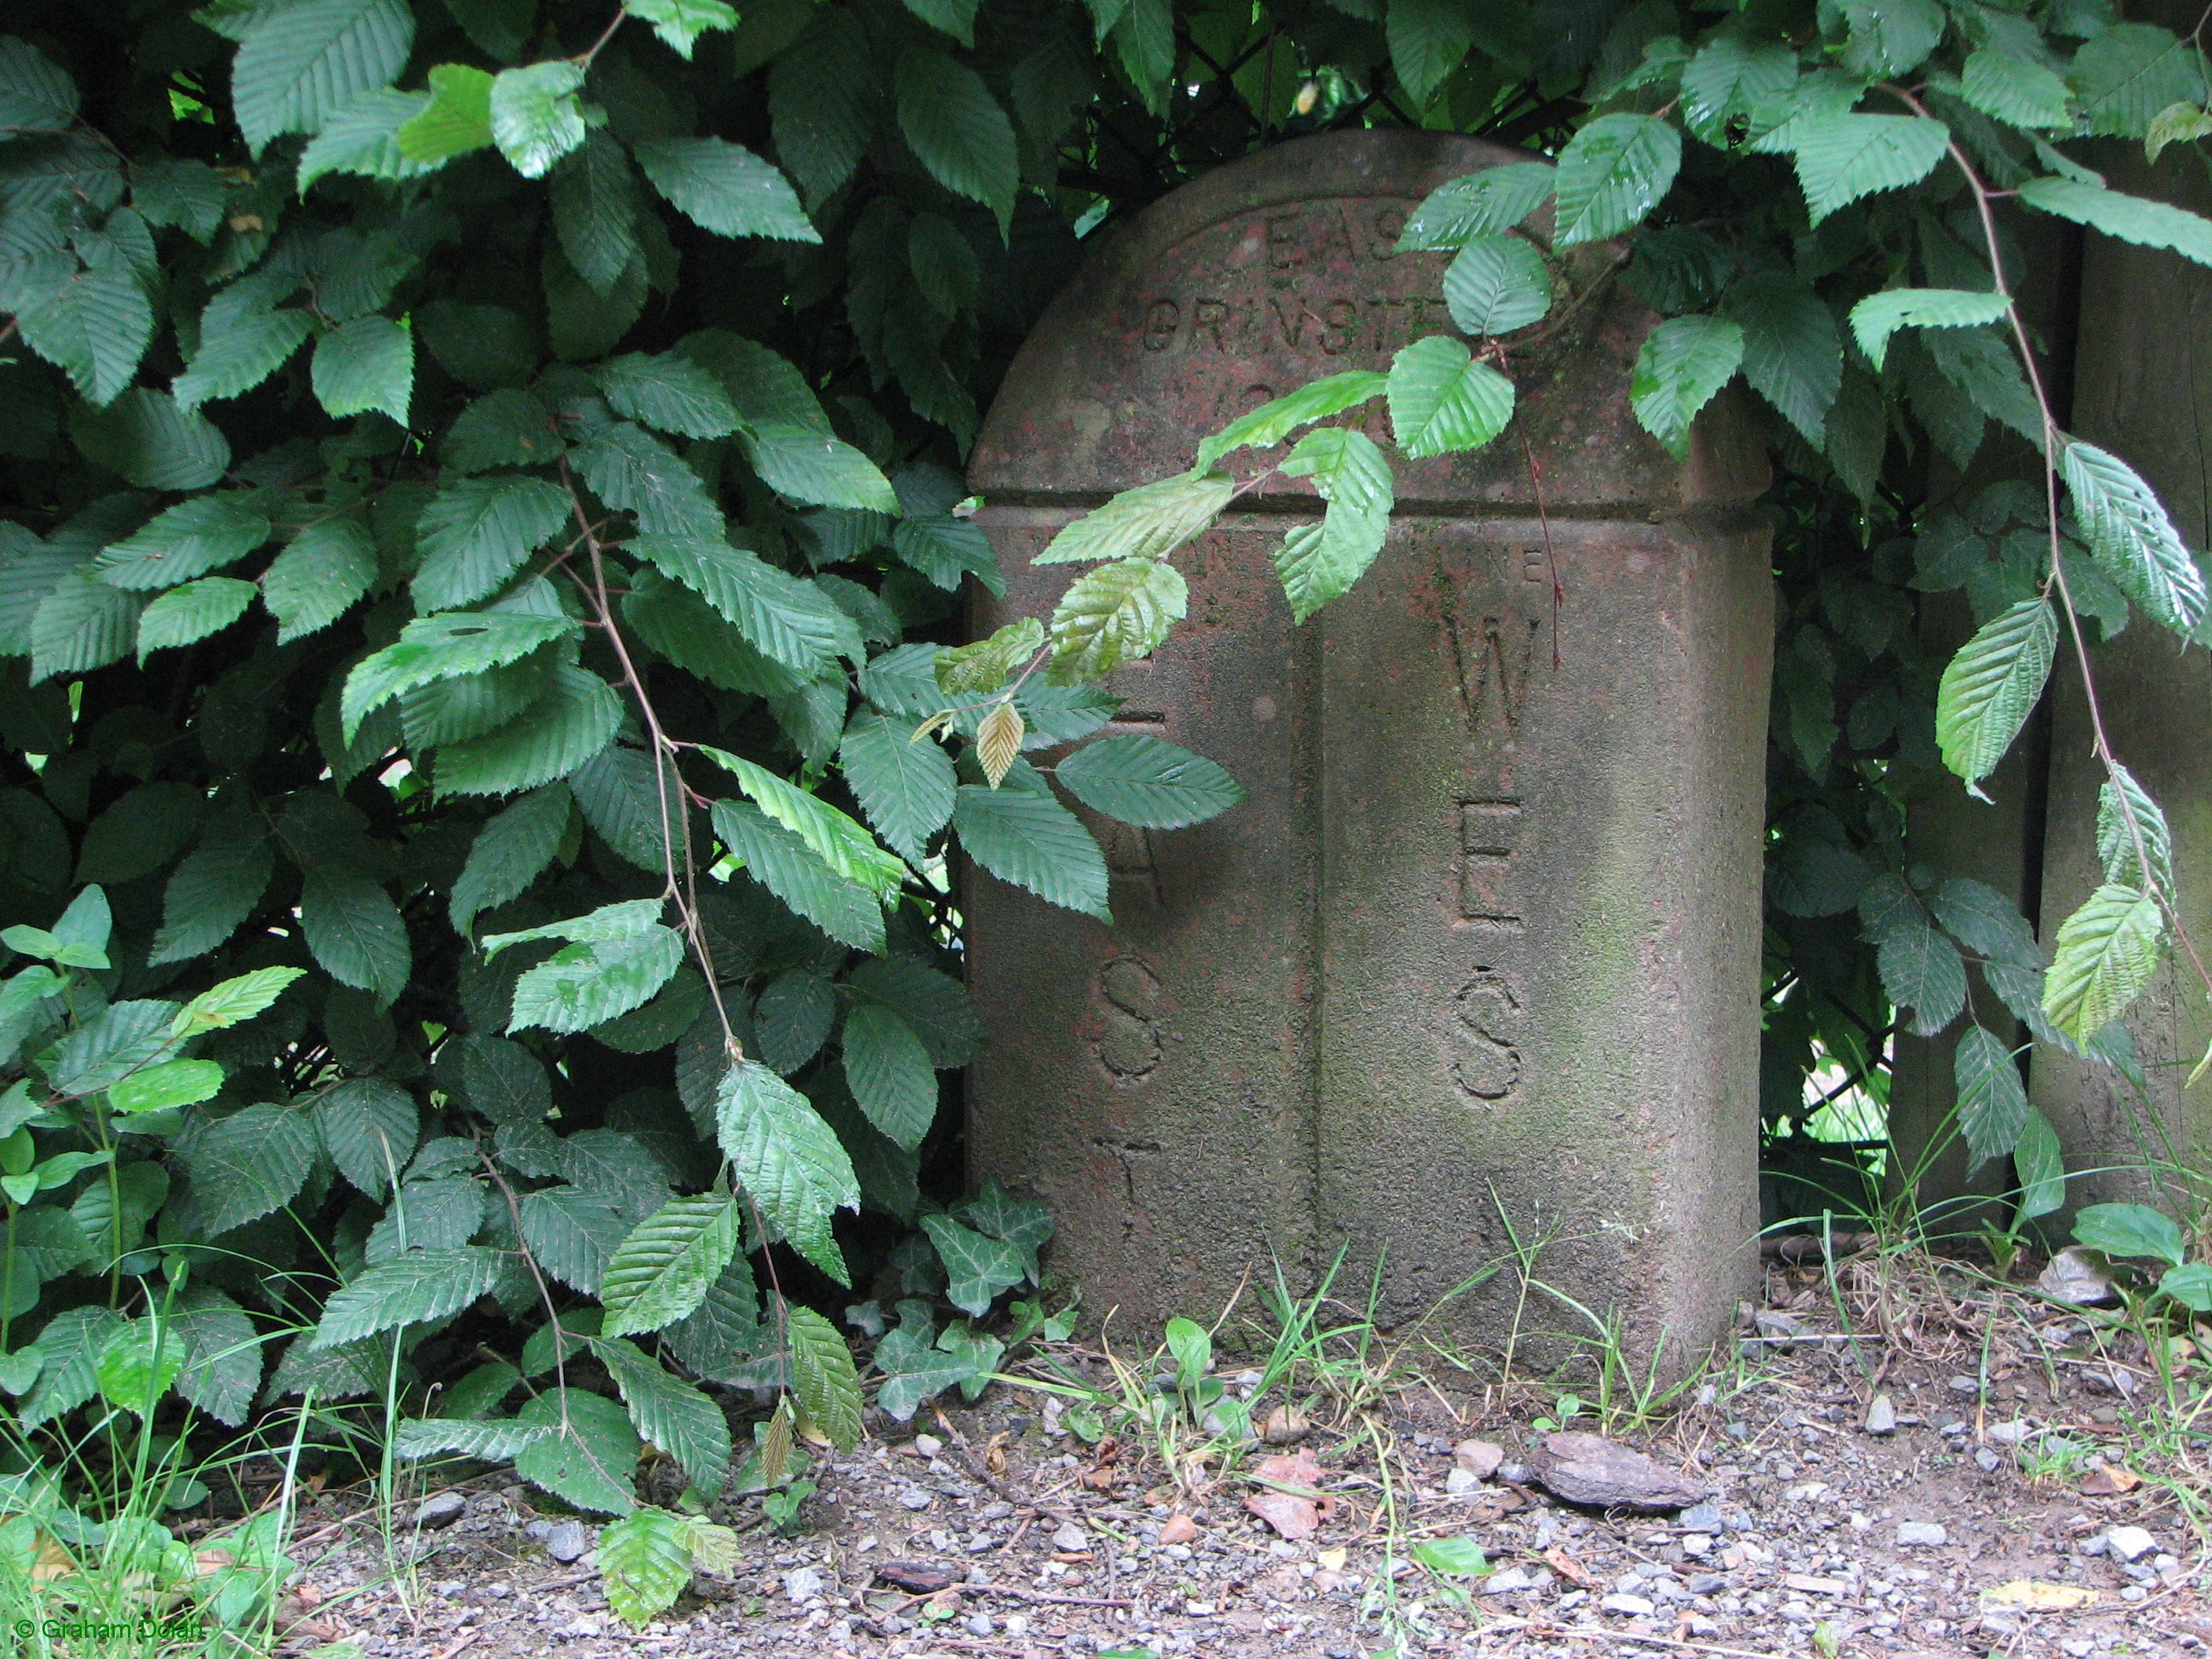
[277,1250,2211,1658]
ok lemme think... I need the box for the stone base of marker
[962,131,1773,1375]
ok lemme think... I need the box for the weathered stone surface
[1524,1431,1706,1512]
[962,131,1771,1369]
[2030,89,2212,1217]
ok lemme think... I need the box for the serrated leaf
[598,352,740,440]
[391,1416,552,1460]
[412,474,573,613]
[20,1306,126,1430]
[17,256,152,408]
[743,422,899,512]
[172,300,313,412]
[1552,114,1681,246]
[715,1059,859,1284]
[312,313,413,423]
[488,60,584,178]
[313,1244,504,1347]
[1935,597,2056,794]
[2061,439,2207,634]
[953,783,1110,919]
[625,0,740,57]
[1396,163,1555,251]
[394,63,493,163]
[136,577,256,661]
[754,970,835,1073]
[1954,1024,2029,1166]
[343,610,578,738]
[712,800,886,952]
[1386,0,1474,109]
[450,785,569,931]
[701,746,904,895]
[93,494,269,591]
[98,1319,184,1417]
[0,36,80,134]
[976,699,1024,788]
[848,958,980,1069]
[1723,271,1841,445]
[768,9,878,207]
[170,1286,261,1426]
[68,389,229,489]
[1847,288,2012,372]
[263,518,376,643]
[839,711,955,860]
[841,1002,936,1151]
[2043,883,2163,1042]
[595,1336,731,1491]
[634,135,819,243]
[317,1076,419,1199]
[920,1212,1025,1317]
[513,1387,640,1513]
[1037,471,1232,566]
[1057,733,1244,828]
[2147,101,2212,163]
[573,420,723,537]
[894,50,1018,233]
[2097,763,2172,892]
[1441,234,1550,336]
[599,1196,741,1339]
[1877,910,1968,1036]
[1196,374,1387,470]
[151,838,273,964]
[598,1507,694,1625]
[1961,49,2072,130]
[108,1057,224,1114]
[302,866,411,1005]
[1387,335,1514,457]
[298,87,439,192]
[2017,173,2212,269]
[1630,315,1743,457]
[507,927,685,1035]
[629,536,856,674]
[231,0,416,154]
[785,1304,862,1451]
[2071,22,2207,139]
[1046,555,1188,683]
[1680,33,1797,148]
[1785,115,1949,224]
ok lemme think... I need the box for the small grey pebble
[1678,1503,1723,1530]
[416,1491,467,1530]
[1053,1522,1089,1552]
[1895,1522,1948,1548]
[544,1521,591,1563]
[1974,1448,2001,1473]
[899,1487,934,1511]
[965,1613,994,1636]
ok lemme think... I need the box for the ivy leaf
[17,257,152,408]
[1954,1025,2029,1167]
[2043,884,2163,1043]
[1387,335,1515,457]
[312,313,413,423]
[634,136,819,244]
[1934,597,2056,797]
[952,783,1111,919]
[841,1002,936,1151]
[1846,288,2011,372]
[1387,0,1475,109]
[2016,174,2212,269]
[137,577,256,661]
[2097,764,2173,892]
[412,474,573,613]
[1046,556,1188,683]
[1036,471,1233,566]
[1396,163,1555,251]
[714,1059,859,1284]
[1196,374,1387,470]
[312,1245,503,1347]
[302,867,412,1005]
[1441,234,1550,336]
[1722,271,1841,445]
[786,1303,863,1450]
[919,1213,1026,1317]
[1784,115,1950,224]
[1629,315,1743,457]
[263,518,377,643]
[624,0,741,58]
[393,64,493,164]
[1961,49,2072,130]
[231,0,416,155]
[1057,734,1244,828]
[894,50,1019,235]
[839,711,955,860]
[1551,114,1682,246]
[489,60,586,179]
[2060,439,2207,634]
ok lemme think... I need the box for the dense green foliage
[3,0,2212,1627]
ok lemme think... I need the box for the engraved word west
[1445,547,1547,1107]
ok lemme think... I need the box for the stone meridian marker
[965,131,1774,1368]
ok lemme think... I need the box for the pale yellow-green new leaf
[1046,557,1188,684]
[1033,471,1233,565]
[1934,597,2055,797]
[2042,883,2163,1043]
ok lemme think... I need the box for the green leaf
[1722,271,1841,445]
[134,156,229,241]
[786,1304,862,1449]
[595,1336,731,1491]
[489,60,586,179]
[1396,163,1555,251]
[172,298,313,412]
[512,1387,640,1513]
[230,0,416,154]
[894,50,1018,234]
[548,130,643,295]
[342,610,579,739]
[598,1507,694,1625]
[391,1417,552,1460]
[755,971,834,1073]
[98,1320,184,1417]
[311,313,413,423]
[451,785,569,932]
[1274,500,1387,624]
[302,867,411,1005]
[1387,0,1474,109]
[1679,33,1796,148]
[2074,1201,2185,1266]
[68,390,229,489]
[634,135,819,243]
[624,0,740,57]
[2097,764,2173,892]
[1877,910,1968,1037]
[93,494,269,591]
[29,572,140,684]
[313,1244,504,1347]
[701,746,905,895]
[1441,234,1550,336]
[1935,597,2056,796]
[1387,335,1514,458]
[1551,114,1682,247]
[1961,49,2072,130]
[1826,0,1942,77]
[2017,174,2212,269]
[317,1077,419,1199]
[507,925,685,1035]
[1057,734,1244,828]
[909,211,980,315]
[953,783,1110,919]
[412,474,573,613]
[393,63,494,163]
[1954,1024,2029,1166]
[151,839,273,964]
[108,1057,224,1115]
[1785,115,1950,224]
[20,1307,125,1430]
[841,1002,936,1151]
[17,257,152,408]
[601,1195,742,1339]
[919,1212,1026,1317]
[1630,315,1742,458]
[1036,471,1233,566]
[767,9,878,207]
[2160,1263,2212,1312]
[839,711,955,860]
[629,536,859,672]
[2147,101,2212,163]
[2071,22,2207,139]
[264,518,377,643]
[2043,883,2163,1043]
[136,577,256,661]
[712,800,886,952]
[298,87,440,192]
[2060,439,2207,634]
[743,423,899,512]
[1846,288,2011,372]
[170,1286,261,1426]
[1046,555,1188,683]
[598,352,740,440]
[1195,374,1387,470]
[715,1059,859,1284]
[0,36,80,134]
